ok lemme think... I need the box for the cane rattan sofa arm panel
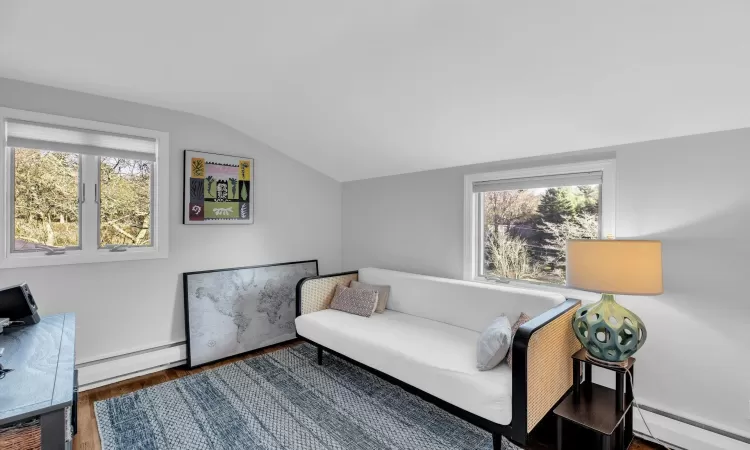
[296,271,359,316]
[525,301,581,432]
[510,299,582,442]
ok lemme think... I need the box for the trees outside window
[13,148,80,251]
[99,157,152,247]
[13,151,154,251]
[483,185,600,285]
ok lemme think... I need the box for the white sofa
[295,268,581,448]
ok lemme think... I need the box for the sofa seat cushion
[295,309,513,425]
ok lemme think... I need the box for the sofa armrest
[296,271,359,316]
[510,298,582,442]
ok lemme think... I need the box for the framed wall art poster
[183,150,254,225]
[183,260,318,367]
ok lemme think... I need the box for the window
[13,148,81,252]
[99,156,152,248]
[464,161,615,287]
[1,108,169,268]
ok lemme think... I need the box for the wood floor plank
[72,341,663,449]
[72,391,100,450]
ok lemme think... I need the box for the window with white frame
[464,161,615,287]
[1,108,169,268]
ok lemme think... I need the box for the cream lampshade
[566,240,663,363]
[567,240,663,295]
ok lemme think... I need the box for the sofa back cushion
[358,268,565,332]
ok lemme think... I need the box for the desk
[0,314,77,449]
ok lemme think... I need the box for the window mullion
[80,154,99,254]
[476,193,485,278]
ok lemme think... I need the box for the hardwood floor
[73,341,663,450]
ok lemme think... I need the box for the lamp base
[572,293,647,363]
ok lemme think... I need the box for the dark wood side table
[554,348,635,450]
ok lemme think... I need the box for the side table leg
[625,407,634,449]
[601,433,611,450]
[625,366,634,448]
[615,372,625,412]
[557,417,563,450]
[626,367,634,405]
[573,360,581,402]
[584,362,592,398]
[40,409,66,450]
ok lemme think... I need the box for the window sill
[0,247,168,269]
[470,276,601,303]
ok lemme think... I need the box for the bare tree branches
[485,229,543,281]
[99,157,151,246]
[537,212,600,282]
[13,150,152,249]
[14,149,80,248]
[483,186,600,285]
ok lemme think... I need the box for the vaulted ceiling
[1,1,749,181]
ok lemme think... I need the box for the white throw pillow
[476,315,512,371]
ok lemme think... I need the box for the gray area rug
[95,343,519,450]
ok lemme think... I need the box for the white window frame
[463,160,616,291]
[0,107,170,268]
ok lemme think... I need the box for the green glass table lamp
[566,240,663,366]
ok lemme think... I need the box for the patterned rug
[95,343,516,450]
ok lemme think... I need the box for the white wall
[0,78,342,364]
[343,131,750,437]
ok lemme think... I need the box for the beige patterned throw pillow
[330,285,379,317]
[506,312,531,369]
[331,283,348,304]
[350,280,390,313]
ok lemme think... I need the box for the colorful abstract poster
[183,150,254,225]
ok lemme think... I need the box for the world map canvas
[183,150,254,225]
[183,260,318,367]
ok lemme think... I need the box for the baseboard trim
[77,343,187,391]
[633,404,750,450]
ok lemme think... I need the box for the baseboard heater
[76,341,186,390]
[636,403,750,446]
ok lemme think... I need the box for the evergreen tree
[537,188,575,224]
[576,185,599,216]
[532,188,575,267]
